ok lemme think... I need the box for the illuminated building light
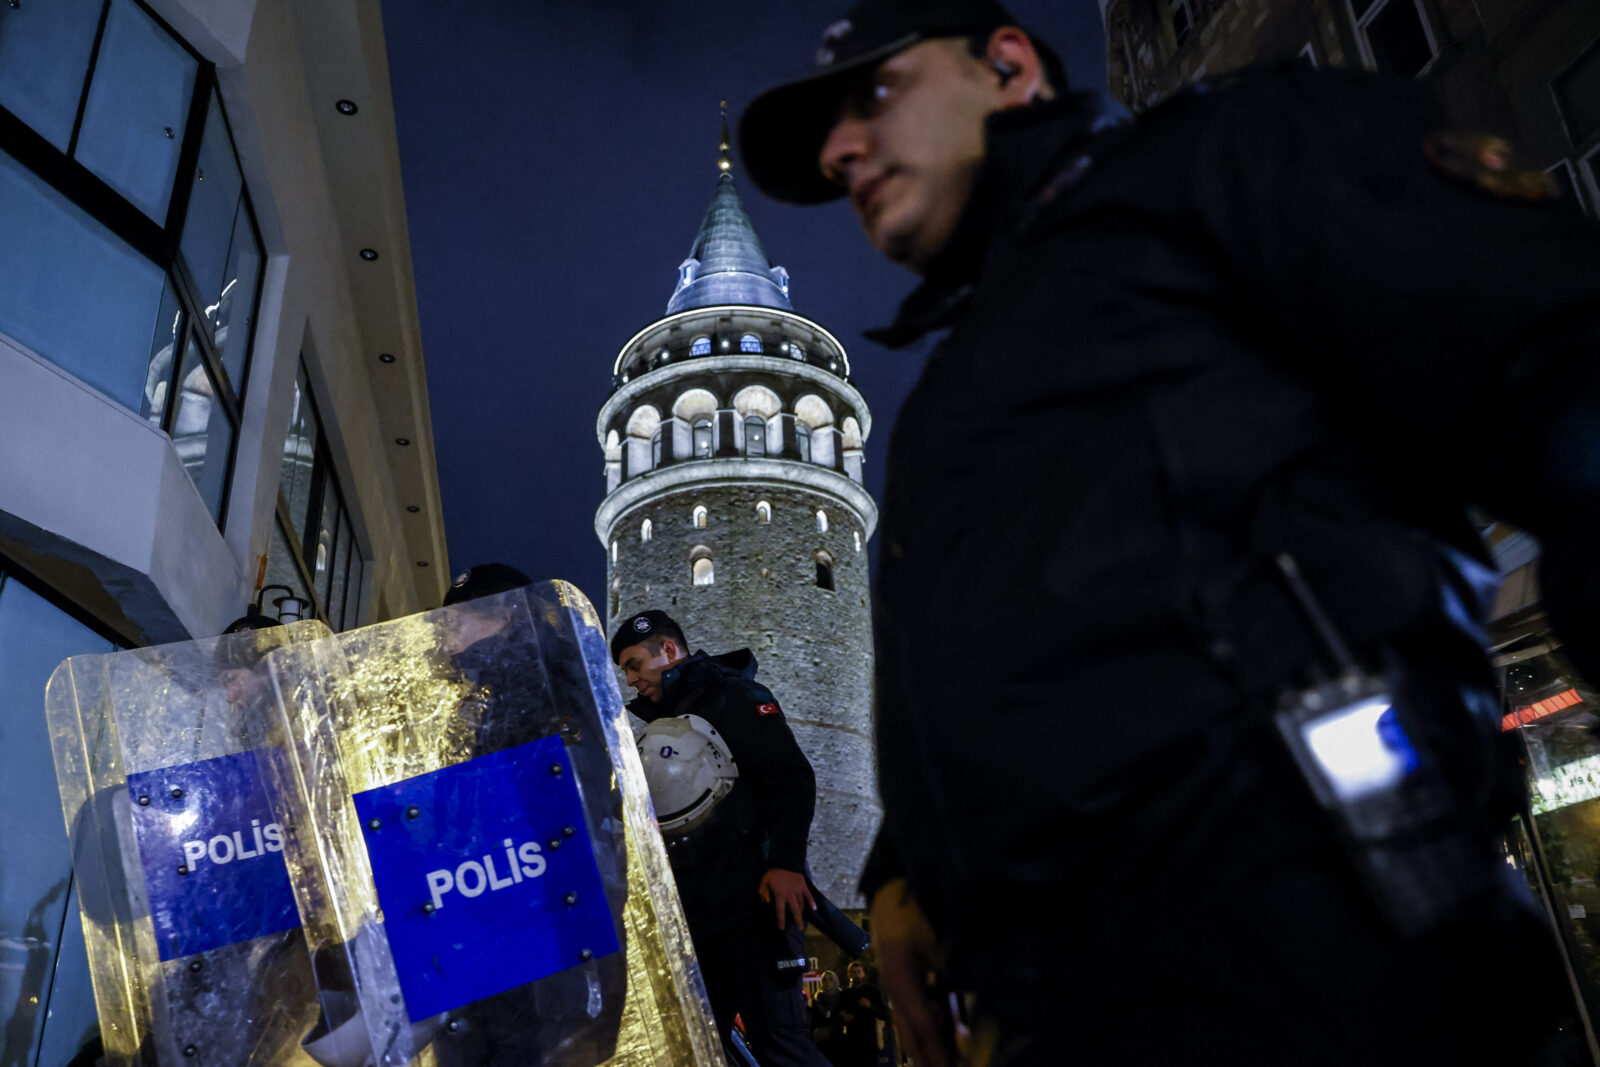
[1501,687,1582,731]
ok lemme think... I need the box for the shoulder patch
[1422,131,1559,203]
[757,703,780,717]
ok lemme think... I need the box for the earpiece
[991,59,1019,86]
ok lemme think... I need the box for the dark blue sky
[381,1,1108,606]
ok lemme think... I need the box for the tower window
[745,415,767,456]
[816,509,828,533]
[651,429,663,467]
[854,530,862,552]
[690,336,711,356]
[693,417,714,458]
[756,500,772,524]
[693,505,708,529]
[641,518,653,542]
[739,333,763,353]
[609,582,620,617]
[815,551,835,591]
[692,551,714,586]
[610,540,618,564]
[790,344,805,361]
[795,423,812,462]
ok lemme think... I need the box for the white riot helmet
[637,714,739,834]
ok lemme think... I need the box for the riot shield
[46,619,333,1065]
[265,581,722,1066]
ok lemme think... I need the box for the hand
[758,867,816,930]
[870,879,959,1067]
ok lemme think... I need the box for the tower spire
[718,99,732,175]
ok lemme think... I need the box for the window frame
[1554,36,1600,154]
[1347,0,1439,79]
[270,361,365,630]
[0,0,265,529]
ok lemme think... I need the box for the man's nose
[818,116,869,188]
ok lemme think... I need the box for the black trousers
[692,913,831,1067]
[956,721,1578,1066]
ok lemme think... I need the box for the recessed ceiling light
[395,437,411,446]
[416,560,429,568]
[360,248,379,261]
[336,99,359,116]
[406,505,421,513]
[378,353,396,364]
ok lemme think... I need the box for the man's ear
[984,26,1049,107]
[659,637,681,662]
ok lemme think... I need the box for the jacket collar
[865,91,1127,349]
[626,648,760,720]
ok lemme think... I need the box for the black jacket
[630,650,817,929]
[861,68,1600,952]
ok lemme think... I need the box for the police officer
[739,1,1600,1064]
[611,610,830,1066]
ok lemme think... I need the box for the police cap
[740,0,1021,205]
[443,563,533,607]
[611,610,681,664]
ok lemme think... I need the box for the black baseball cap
[740,0,1021,205]
[443,563,533,607]
[611,610,680,663]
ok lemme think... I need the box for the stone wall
[605,481,878,906]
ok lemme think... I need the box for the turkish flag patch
[758,703,780,717]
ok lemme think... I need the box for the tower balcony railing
[612,335,847,391]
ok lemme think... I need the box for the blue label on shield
[353,735,620,1021]
[126,749,299,961]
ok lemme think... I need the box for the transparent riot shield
[266,581,722,1066]
[46,619,334,1065]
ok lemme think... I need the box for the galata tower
[594,111,877,907]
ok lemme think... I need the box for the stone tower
[594,112,878,906]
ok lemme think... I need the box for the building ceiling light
[360,248,379,261]
[407,505,421,513]
[417,560,429,568]
[336,99,359,116]
[395,437,411,446]
[378,353,396,363]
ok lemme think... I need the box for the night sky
[380,1,1108,608]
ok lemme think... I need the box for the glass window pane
[215,200,261,389]
[180,93,245,337]
[313,478,338,610]
[345,554,364,628]
[330,509,351,630]
[74,0,197,223]
[264,516,311,618]
[141,276,183,427]
[168,334,235,521]
[0,576,116,1060]
[0,149,165,410]
[0,0,103,151]
[279,369,320,542]
[1556,42,1600,148]
[1366,0,1433,78]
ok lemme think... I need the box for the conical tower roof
[665,104,791,315]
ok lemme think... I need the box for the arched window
[854,530,862,552]
[650,428,662,467]
[790,344,806,361]
[691,546,715,586]
[690,336,711,356]
[693,505,708,529]
[795,422,812,462]
[739,333,763,353]
[745,415,766,456]
[816,509,828,533]
[815,551,835,591]
[693,417,714,458]
[641,518,653,542]
[756,500,772,524]
[610,540,618,564]
[609,582,620,618]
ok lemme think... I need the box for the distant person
[612,610,829,1066]
[832,962,887,1067]
[810,970,842,1055]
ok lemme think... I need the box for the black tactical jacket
[630,650,817,931]
[861,67,1600,959]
